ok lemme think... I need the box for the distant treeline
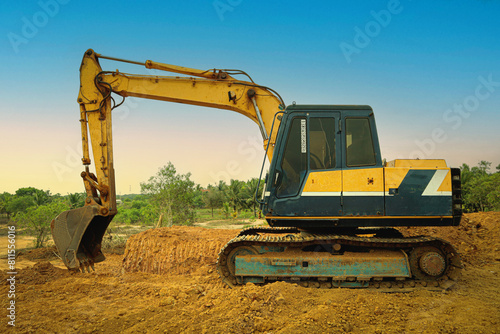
[460,161,500,212]
[1,161,498,248]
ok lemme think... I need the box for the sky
[1,0,499,195]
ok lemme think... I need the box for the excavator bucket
[51,205,114,271]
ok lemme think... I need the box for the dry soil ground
[1,212,500,333]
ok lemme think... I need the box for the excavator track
[216,227,461,292]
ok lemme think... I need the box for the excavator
[51,49,462,291]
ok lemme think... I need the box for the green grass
[196,208,223,221]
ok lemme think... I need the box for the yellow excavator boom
[51,49,284,271]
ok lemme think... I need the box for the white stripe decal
[301,192,341,197]
[343,192,385,197]
[422,170,451,196]
[301,191,385,197]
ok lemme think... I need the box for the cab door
[341,115,384,216]
[299,113,342,216]
[270,111,342,217]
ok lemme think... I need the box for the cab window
[309,118,336,170]
[345,118,376,166]
[277,117,307,197]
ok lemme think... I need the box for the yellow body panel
[384,168,409,192]
[385,159,447,168]
[303,167,452,195]
[302,171,342,193]
[342,168,384,193]
[437,170,452,192]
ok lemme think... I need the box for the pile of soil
[398,211,500,266]
[9,261,72,285]
[122,226,235,275]
[2,212,499,333]
[22,246,59,261]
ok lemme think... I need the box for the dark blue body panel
[385,170,452,216]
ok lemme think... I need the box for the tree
[242,178,264,217]
[6,196,36,216]
[32,191,51,206]
[15,187,51,205]
[461,161,500,212]
[67,193,85,209]
[139,203,157,225]
[13,200,69,248]
[484,173,500,211]
[4,187,53,217]
[477,160,491,174]
[14,187,40,197]
[141,162,197,226]
[225,179,246,213]
[216,180,227,192]
[203,185,224,217]
[0,192,12,218]
[221,202,231,219]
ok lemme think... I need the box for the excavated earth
[1,212,500,333]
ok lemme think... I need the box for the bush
[13,200,69,248]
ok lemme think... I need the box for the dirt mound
[122,226,236,275]
[23,246,59,261]
[2,212,499,333]
[2,261,72,285]
[398,211,500,266]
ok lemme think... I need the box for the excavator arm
[51,49,284,271]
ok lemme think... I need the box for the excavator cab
[262,104,461,228]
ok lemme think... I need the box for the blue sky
[1,0,499,194]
